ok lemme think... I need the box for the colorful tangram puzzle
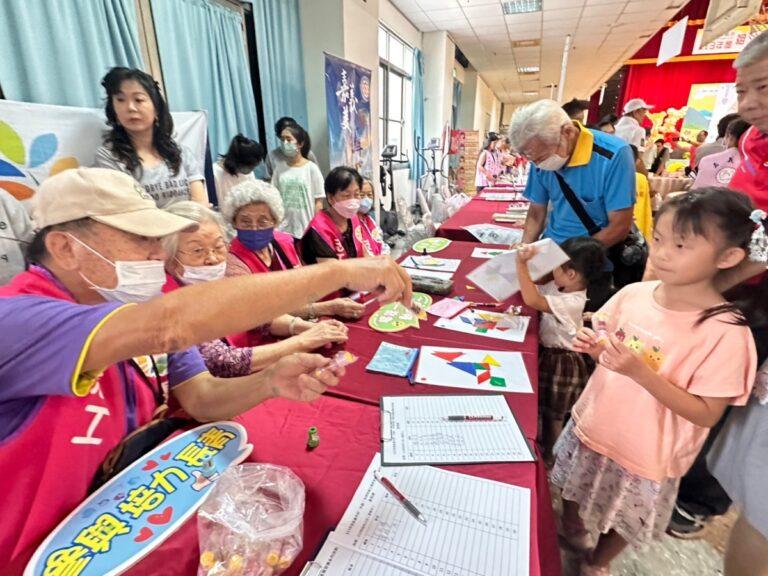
[434,309,530,343]
[414,346,533,393]
[432,350,508,388]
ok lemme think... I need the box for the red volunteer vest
[227,233,301,347]
[0,267,158,572]
[730,126,768,212]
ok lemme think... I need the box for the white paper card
[401,255,461,273]
[471,247,514,259]
[435,310,531,343]
[466,238,569,301]
[463,223,524,245]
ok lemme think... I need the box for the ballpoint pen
[374,471,428,526]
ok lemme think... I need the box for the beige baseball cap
[33,167,196,237]
[623,98,654,114]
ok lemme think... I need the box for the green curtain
[151,0,260,159]
[410,48,425,181]
[251,0,308,151]
[0,0,143,106]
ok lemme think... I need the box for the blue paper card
[366,342,419,378]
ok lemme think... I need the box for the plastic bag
[197,464,305,576]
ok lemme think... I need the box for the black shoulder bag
[553,172,647,288]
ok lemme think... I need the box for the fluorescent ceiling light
[517,65,540,74]
[511,39,540,48]
[502,0,542,15]
[523,91,539,96]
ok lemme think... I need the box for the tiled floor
[556,499,735,575]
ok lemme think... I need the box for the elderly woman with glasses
[164,201,348,377]
[222,181,364,340]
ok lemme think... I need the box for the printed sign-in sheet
[302,454,531,576]
[380,395,535,465]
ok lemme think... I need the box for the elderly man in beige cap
[0,168,411,572]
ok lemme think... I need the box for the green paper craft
[368,292,433,332]
[412,237,452,253]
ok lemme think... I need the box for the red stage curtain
[622,59,737,112]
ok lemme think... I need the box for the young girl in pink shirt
[554,188,762,575]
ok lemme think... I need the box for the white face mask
[536,134,569,171]
[537,154,569,171]
[178,260,226,284]
[68,234,166,303]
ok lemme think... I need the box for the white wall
[474,75,501,135]
[422,30,455,141]
[457,68,478,131]
[299,0,344,171]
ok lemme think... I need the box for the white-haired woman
[163,201,348,377]
[222,180,364,345]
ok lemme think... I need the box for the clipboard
[379,395,536,466]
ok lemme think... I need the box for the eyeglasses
[177,243,228,262]
[236,218,276,230]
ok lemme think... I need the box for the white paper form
[308,454,531,576]
[380,395,535,465]
[301,541,418,576]
[467,238,569,301]
[471,247,514,259]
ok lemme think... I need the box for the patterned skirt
[538,346,590,423]
[550,421,680,546]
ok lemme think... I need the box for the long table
[437,195,525,242]
[127,242,561,576]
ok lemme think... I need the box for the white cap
[623,98,654,114]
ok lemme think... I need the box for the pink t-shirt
[572,281,756,482]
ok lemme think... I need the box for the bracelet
[289,316,300,336]
[308,303,317,320]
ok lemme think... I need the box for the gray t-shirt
[0,190,33,284]
[271,161,325,239]
[94,144,204,208]
[264,147,319,179]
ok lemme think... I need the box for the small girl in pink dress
[555,188,762,575]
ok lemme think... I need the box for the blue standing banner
[25,422,252,576]
[324,53,373,179]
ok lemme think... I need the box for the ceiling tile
[504,12,543,25]
[543,7,584,21]
[429,7,467,21]
[462,3,504,18]
[417,0,459,9]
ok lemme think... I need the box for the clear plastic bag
[197,464,305,576]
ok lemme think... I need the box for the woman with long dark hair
[94,67,207,207]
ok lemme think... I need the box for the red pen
[374,471,428,525]
[445,415,502,422]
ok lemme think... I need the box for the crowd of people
[1,26,768,576]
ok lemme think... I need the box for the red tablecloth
[127,242,562,576]
[437,197,524,242]
[128,396,561,576]
[332,241,541,440]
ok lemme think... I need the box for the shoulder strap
[271,238,295,270]
[553,172,602,236]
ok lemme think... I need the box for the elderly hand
[330,297,365,320]
[337,256,413,307]
[296,320,348,350]
[263,353,342,402]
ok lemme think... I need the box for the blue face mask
[359,197,373,214]
[237,227,274,251]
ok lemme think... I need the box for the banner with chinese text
[324,53,373,179]
[25,422,252,576]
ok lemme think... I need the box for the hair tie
[748,209,768,263]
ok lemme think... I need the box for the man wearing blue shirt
[509,99,635,249]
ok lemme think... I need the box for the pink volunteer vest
[306,209,378,260]
[0,268,158,572]
[358,213,384,256]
